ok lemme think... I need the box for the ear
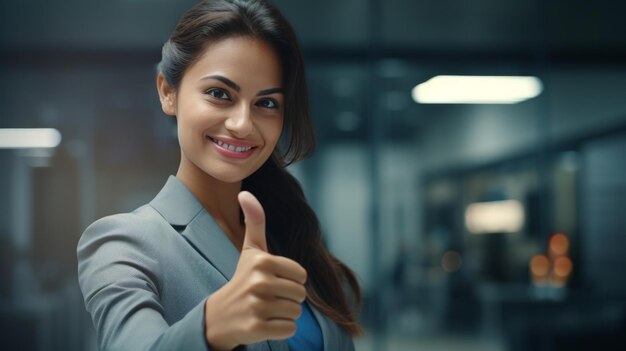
[156,73,177,116]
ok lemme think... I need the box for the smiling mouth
[208,137,257,153]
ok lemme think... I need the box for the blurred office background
[1,0,626,350]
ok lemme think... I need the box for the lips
[208,136,258,158]
[211,138,254,152]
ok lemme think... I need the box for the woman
[76,0,362,350]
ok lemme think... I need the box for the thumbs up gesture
[204,191,308,351]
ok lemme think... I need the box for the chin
[205,167,255,184]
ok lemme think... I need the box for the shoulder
[77,205,170,299]
[80,205,164,241]
[77,205,169,269]
[90,203,163,227]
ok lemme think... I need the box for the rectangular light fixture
[412,75,543,104]
[0,128,62,149]
[465,199,524,234]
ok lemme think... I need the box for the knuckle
[300,266,308,283]
[296,286,307,301]
[293,304,302,318]
[244,316,264,334]
[252,253,273,269]
[284,322,297,337]
[246,294,266,315]
[250,277,272,295]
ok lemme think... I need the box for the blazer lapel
[309,301,333,351]
[149,176,239,280]
[184,210,239,280]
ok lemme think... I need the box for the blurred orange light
[553,256,573,278]
[530,254,550,277]
[549,233,569,256]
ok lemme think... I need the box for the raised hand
[204,191,307,351]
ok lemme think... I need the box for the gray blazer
[77,176,355,351]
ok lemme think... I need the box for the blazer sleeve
[77,214,211,351]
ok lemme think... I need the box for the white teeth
[213,138,253,153]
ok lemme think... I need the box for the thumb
[238,191,268,252]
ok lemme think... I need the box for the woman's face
[159,36,284,183]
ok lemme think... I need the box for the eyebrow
[200,74,283,97]
[201,75,240,91]
[256,87,284,96]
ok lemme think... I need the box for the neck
[175,160,245,250]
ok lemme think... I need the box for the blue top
[288,302,324,351]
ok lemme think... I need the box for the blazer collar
[149,175,204,226]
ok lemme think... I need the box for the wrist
[204,295,238,351]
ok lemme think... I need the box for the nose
[225,104,254,138]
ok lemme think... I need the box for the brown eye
[205,88,231,100]
[257,98,279,109]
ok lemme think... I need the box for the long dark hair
[158,0,362,336]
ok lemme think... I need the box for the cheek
[178,102,215,137]
[177,116,208,152]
